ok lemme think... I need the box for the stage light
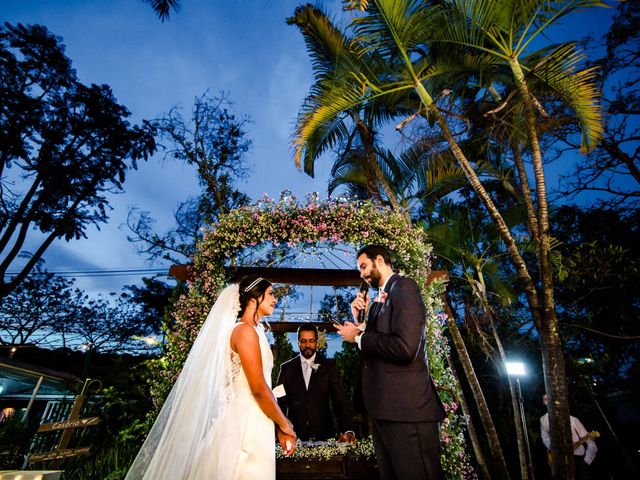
[505,360,526,376]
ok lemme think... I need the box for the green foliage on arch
[151,194,475,478]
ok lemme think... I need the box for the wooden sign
[38,416,100,432]
[29,447,90,463]
[26,392,100,468]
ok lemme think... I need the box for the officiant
[276,322,356,442]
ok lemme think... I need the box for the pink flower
[375,292,388,303]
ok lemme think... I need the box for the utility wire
[6,267,170,278]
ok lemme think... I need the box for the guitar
[547,431,600,465]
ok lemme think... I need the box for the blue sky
[2,0,617,297]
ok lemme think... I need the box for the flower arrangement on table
[276,436,376,461]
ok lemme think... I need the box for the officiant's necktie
[302,360,311,389]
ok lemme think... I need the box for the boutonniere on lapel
[374,291,388,303]
[310,363,320,371]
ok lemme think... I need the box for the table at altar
[276,440,379,480]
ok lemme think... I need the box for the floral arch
[158,194,475,478]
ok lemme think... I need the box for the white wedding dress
[186,323,276,479]
[126,282,277,480]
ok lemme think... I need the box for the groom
[336,244,445,480]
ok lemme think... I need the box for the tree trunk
[414,70,572,478]
[511,58,574,480]
[425,104,543,329]
[446,350,492,480]
[510,144,539,242]
[539,322,574,479]
[484,298,529,480]
[442,291,511,480]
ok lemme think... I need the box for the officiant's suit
[276,354,354,441]
[361,273,446,480]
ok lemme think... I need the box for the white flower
[311,363,320,371]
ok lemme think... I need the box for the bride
[126,275,297,479]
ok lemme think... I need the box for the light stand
[505,361,535,480]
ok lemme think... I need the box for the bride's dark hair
[238,275,272,321]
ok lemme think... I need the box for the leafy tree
[553,205,640,385]
[271,332,294,387]
[316,287,353,324]
[0,264,160,356]
[319,288,370,437]
[557,1,640,207]
[0,263,79,347]
[123,277,176,335]
[71,294,149,354]
[127,92,250,263]
[0,23,156,299]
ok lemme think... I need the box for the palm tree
[289,2,603,477]
[287,4,413,217]
[420,1,604,477]
[318,0,601,478]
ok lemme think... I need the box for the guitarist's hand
[547,430,600,466]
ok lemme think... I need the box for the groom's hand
[336,321,360,343]
[350,291,369,324]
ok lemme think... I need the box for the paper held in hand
[273,384,286,398]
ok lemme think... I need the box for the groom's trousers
[371,418,443,480]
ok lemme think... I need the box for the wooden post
[22,375,44,422]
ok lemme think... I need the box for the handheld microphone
[358,281,369,323]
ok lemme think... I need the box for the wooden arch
[169,265,448,332]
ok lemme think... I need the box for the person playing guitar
[540,394,599,480]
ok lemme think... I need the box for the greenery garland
[151,193,476,479]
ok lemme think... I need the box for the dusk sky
[2,0,616,298]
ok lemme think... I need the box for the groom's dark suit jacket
[276,354,354,441]
[360,274,445,422]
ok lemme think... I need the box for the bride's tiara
[243,277,265,292]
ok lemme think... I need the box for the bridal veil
[125,284,240,480]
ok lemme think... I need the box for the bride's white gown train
[187,324,276,479]
[125,285,277,480]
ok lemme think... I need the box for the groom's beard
[366,264,382,288]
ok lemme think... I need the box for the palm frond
[328,151,373,197]
[143,0,179,22]
[352,0,431,69]
[524,42,603,151]
[286,5,351,81]
[289,2,415,175]
[297,112,351,177]
[511,0,609,55]
[292,80,370,171]
[423,0,512,59]
[518,235,565,275]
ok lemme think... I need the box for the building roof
[0,358,82,400]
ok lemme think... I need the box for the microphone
[358,281,369,324]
